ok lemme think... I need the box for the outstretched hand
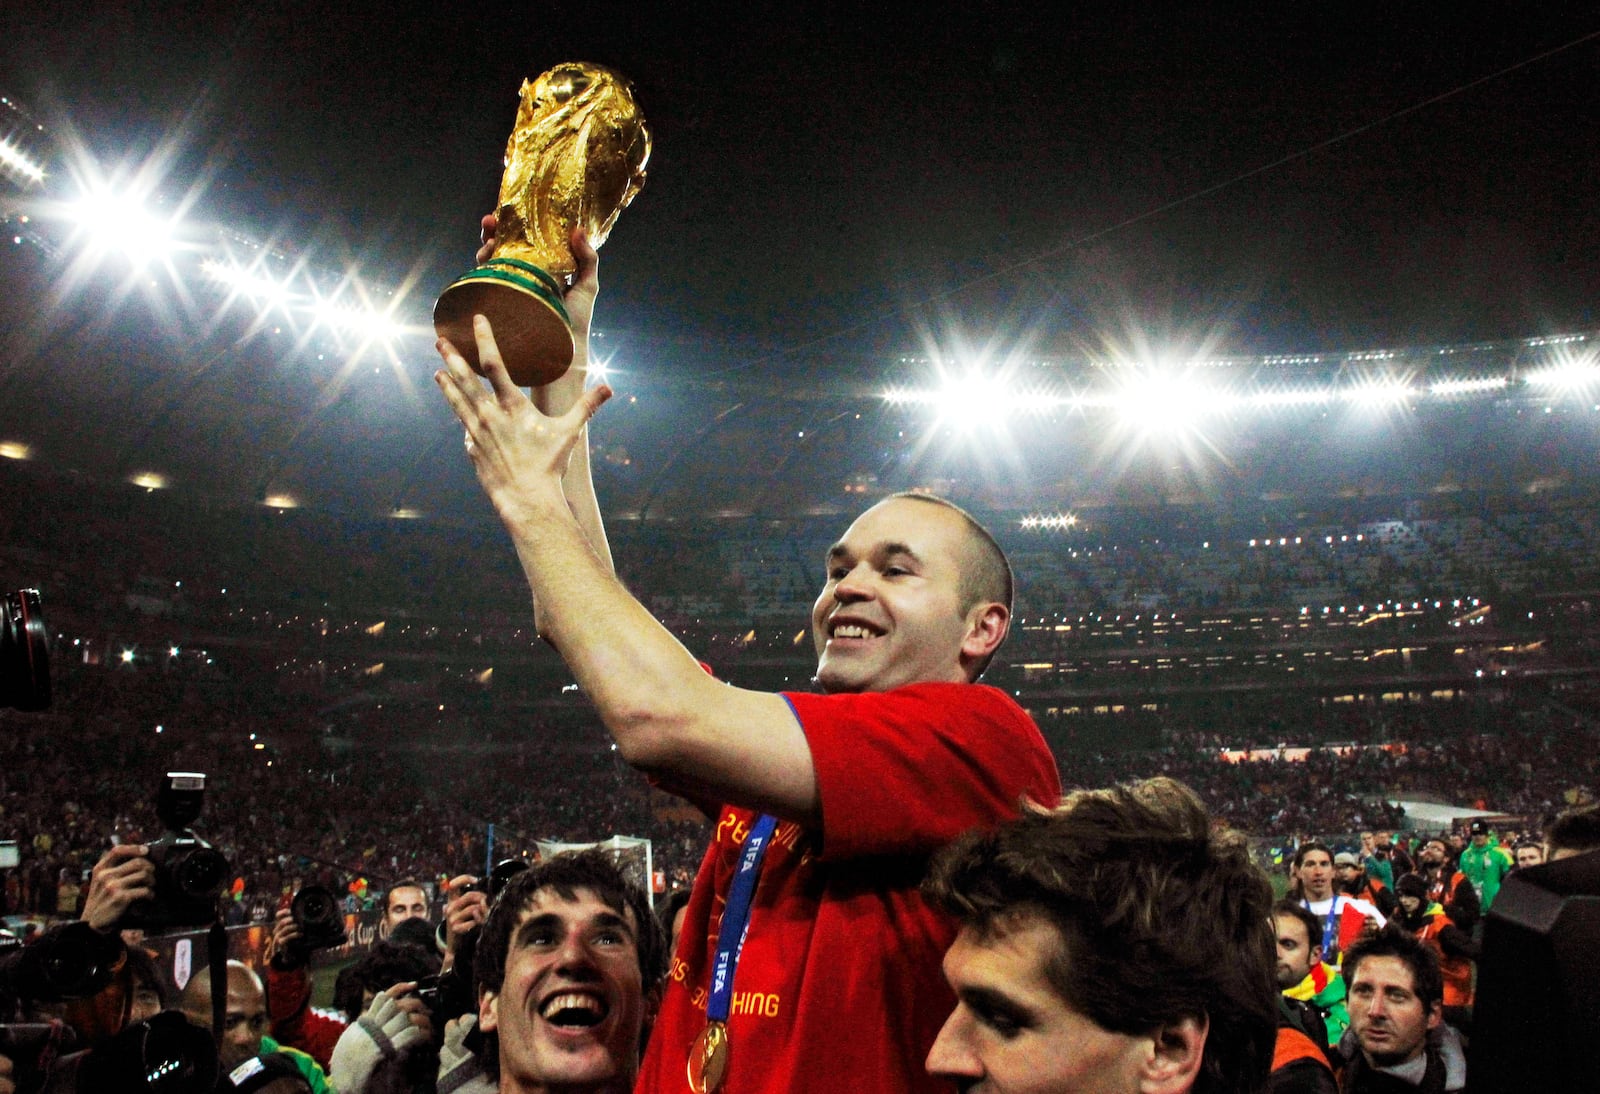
[435,315,612,525]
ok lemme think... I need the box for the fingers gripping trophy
[434,62,650,386]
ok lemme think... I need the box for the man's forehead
[1351,955,1415,992]
[518,885,634,927]
[833,498,965,556]
[1273,914,1309,944]
[1302,851,1331,866]
[227,983,266,1013]
[390,886,425,905]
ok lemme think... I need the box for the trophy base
[433,258,575,387]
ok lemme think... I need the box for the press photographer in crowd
[263,880,440,1072]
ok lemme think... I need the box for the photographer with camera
[439,874,491,976]
[267,873,447,1068]
[263,905,351,1073]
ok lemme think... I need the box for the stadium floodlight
[61,179,185,267]
[1429,376,1509,397]
[0,135,46,185]
[201,258,299,312]
[1020,513,1077,531]
[933,370,1020,431]
[309,296,405,342]
[1342,378,1413,407]
[263,493,299,509]
[129,471,167,490]
[1105,370,1228,435]
[1249,388,1330,409]
[1525,356,1600,393]
[0,441,31,460]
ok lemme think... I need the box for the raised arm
[436,299,817,827]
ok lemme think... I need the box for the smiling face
[812,497,1003,694]
[927,916,1153,1094]
[479,887,645,1094]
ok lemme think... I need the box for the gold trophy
[434,62,650,387]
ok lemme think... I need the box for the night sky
[6,2,1599,363]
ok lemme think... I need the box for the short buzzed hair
[887,492,1013,616]
[886,493,1013,680]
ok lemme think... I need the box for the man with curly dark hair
[922,777,1278,1094]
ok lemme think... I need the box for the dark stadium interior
[3,10,1600,1064]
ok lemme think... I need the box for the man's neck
[1303,887,1334,904]
[1363,1046,1429,1084]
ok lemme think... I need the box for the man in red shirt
[436,224,1061,1094]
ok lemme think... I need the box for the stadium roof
[3,6,1599,523]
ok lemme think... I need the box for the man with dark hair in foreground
[922,776,1278,1094]
[472,849,666,1094]
[1339,931,1464,1092]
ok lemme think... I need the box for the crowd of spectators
[7,642,1596,923]
[0,657,708,921]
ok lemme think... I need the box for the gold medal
[687,1020,731,1094]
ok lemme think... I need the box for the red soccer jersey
[637,682,1061,1094]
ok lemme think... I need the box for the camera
[56,1011,219,1094]
[1,588,49,712]
[459,858,530,900]
[0,921,121,1004]
[286,885,348,957]
[121,773,231,931]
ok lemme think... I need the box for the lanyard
[1304,897,1341,956]
[707,813,778,1023]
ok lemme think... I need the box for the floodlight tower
[0,91,51,193]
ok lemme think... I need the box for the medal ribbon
[1303,898,1341,960]
[707,813,779,1023]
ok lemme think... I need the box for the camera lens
[297,888,333,920]
[172,846,229,900]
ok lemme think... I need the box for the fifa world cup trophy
[433,62,650,386]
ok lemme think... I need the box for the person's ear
[962,602,1008,661]
[478,988,499,1033]
[1138,1014,1207,1094]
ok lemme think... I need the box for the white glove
[329,985,428,1093]
[437,1014,494,1094]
